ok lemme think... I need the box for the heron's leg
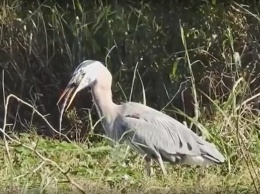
[157,156,167,175]
[145,156,153,176]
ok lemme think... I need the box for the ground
[0,132,257,194]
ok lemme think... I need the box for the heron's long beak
[57,82,81,111]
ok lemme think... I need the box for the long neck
[91,84,117,125]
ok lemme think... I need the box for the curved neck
[91,84,117,124]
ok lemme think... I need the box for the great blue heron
[57,60,225,176]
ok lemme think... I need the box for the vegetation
[0,0,260,193]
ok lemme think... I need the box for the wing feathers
[119,102,225,164]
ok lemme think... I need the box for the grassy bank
[0,1,260,193]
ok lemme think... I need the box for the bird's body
[58,60,225,175]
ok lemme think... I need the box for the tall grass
[0,0,260,193]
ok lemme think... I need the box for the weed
[0,0,260,193]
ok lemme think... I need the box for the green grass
[1,1,260,193]
[2,84,260,193]
[0,130,257,194]
[1,84,260,193]
[0,107,260,193]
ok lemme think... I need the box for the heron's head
[57,60,111,110]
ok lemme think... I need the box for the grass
[0,132,257,194]
[0,86,260,193]
[0,131,254,193]
[1,1,260,193]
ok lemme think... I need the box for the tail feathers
[182,144,225,166]
[200,142,225,164]
[202,153,224,164]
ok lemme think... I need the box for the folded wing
[116,102,225,165]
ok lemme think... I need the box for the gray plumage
[57,60,225,176]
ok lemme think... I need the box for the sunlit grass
[0,0,260,193]
[0,131,257,193]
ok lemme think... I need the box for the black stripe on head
[76,60,105,70]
